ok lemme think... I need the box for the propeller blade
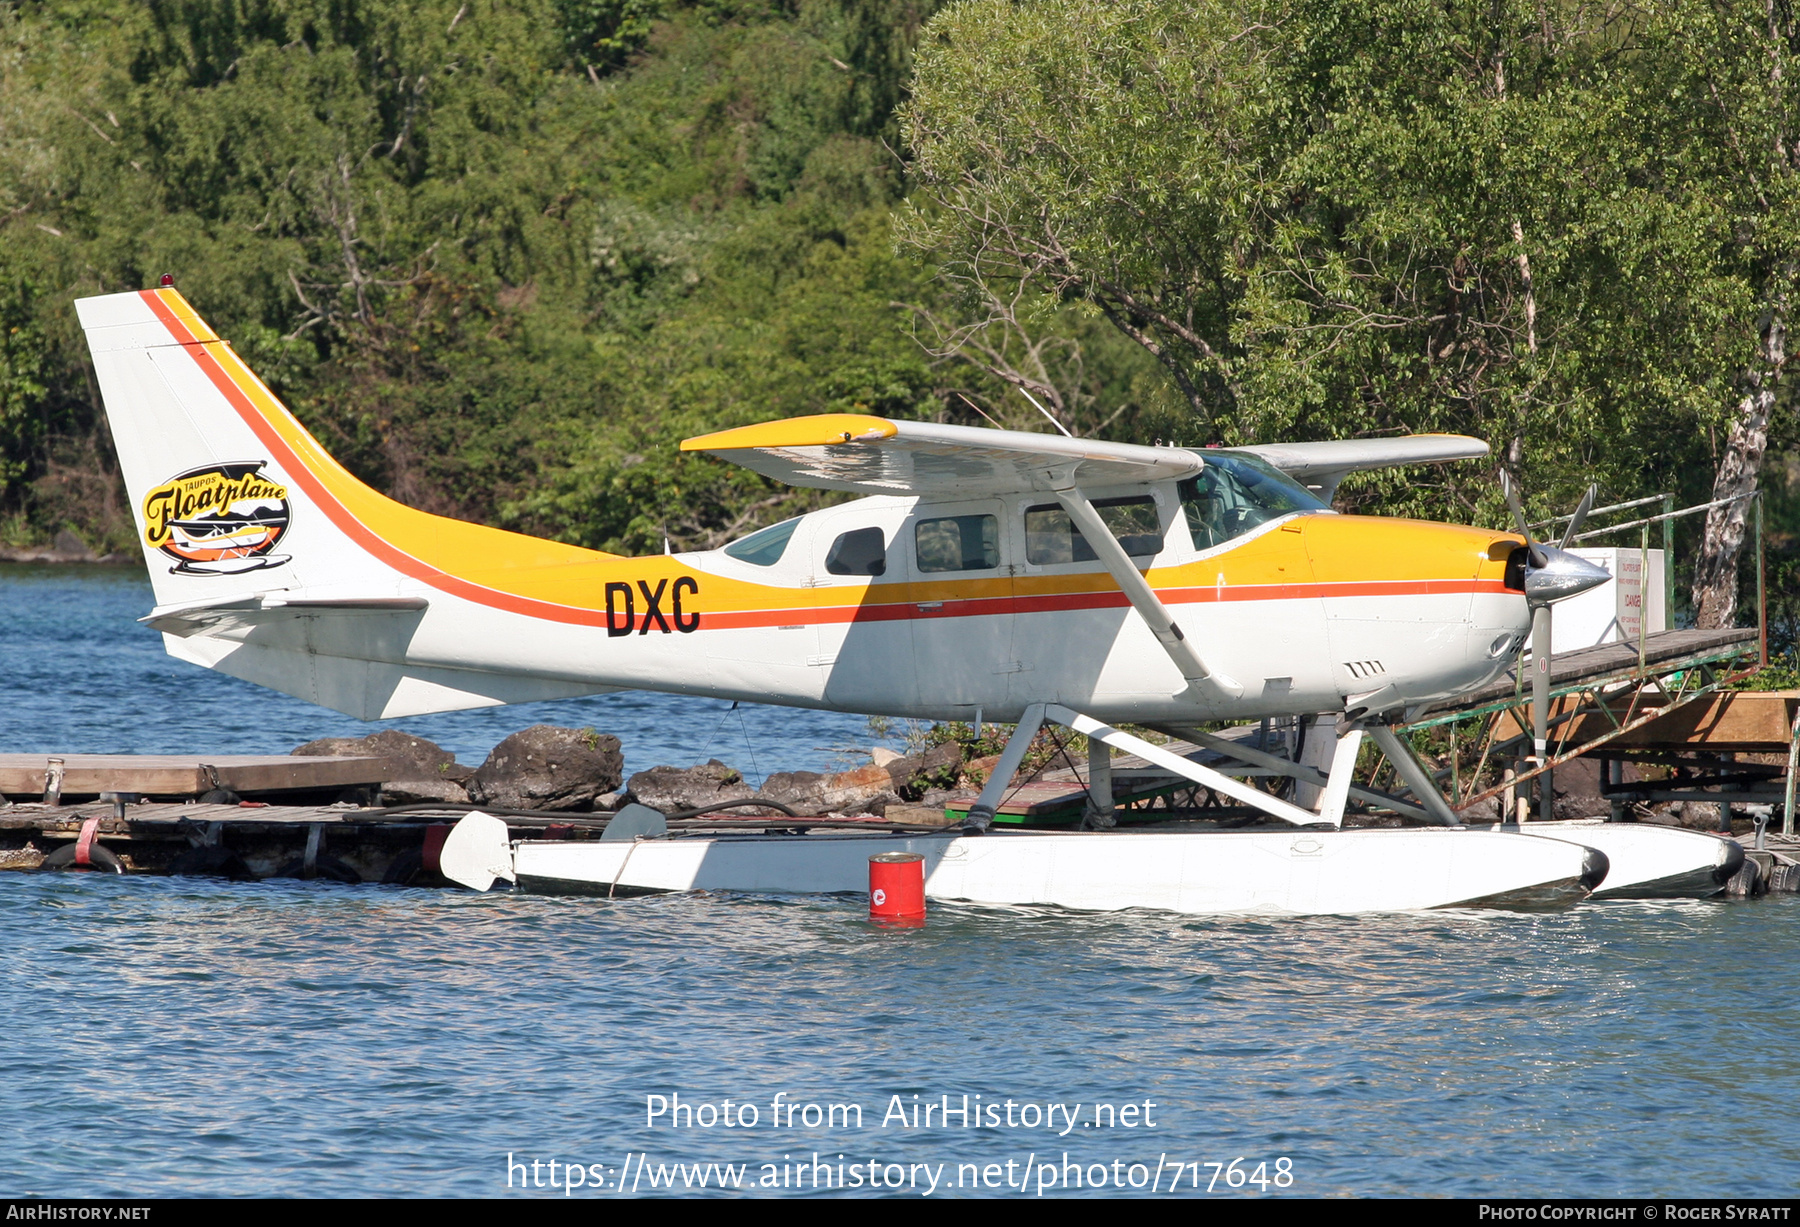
[1557,484,1598,551]
[1500,471,1547,568]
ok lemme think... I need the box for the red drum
[869,852,926,923]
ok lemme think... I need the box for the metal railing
[1457,483,1780,827]
[1558,488,1767,669]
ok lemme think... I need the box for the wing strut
[1054,487,1242,700]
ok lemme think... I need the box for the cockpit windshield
[1179,452,1328,550]
[722,516,800,566]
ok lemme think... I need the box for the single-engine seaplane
[73,285,1742,913]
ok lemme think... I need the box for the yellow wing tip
[680,413,898,452]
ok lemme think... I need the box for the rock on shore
[468,725,624,811]
[623,741,966,818]
[0,529,135,564]
[626,760,760,814]
[292,728,474,804]
[288,725,969,818]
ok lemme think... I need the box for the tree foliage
[0,0,1178,555]
[0,0,1792,635]
[902,0,1799,613]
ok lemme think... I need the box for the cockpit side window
[1179,454,1326,550]
[825,526,887,576]
[722,517,800,567]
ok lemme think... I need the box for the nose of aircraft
[1523,546,1612,606]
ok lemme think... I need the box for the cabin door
[813,506,920,713]
[904,499,1016,719]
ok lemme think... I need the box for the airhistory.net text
[644,1092,1158,1134]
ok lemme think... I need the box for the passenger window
[824,527,887,576]
[1024,497,1162,565]
[915,515,999,573]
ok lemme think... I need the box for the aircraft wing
[680,414,1206,495]
[1232,435,1490,486]
[683,415,1489,499]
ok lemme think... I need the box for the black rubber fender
[1578,847,1611,892]
[166,845,257,880]
[41,841,124,874]
[381,846,423,886]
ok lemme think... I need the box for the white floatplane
[74,285,1734,914]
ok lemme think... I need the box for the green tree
[554,0,664,71]
[899,0,1276,439]
[1251,0,1796,624]
[0,274,49,504]
[901,0,1798,626]
[0,0,981,554]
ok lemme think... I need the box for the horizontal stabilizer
[167,635,616,720]
[143,593,430,637]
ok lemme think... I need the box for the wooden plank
[1494,690,1799,749]
[0,754,388,795]
[1585,691,1796,750]
[9,801,397,837]
[1432,628,1758,714]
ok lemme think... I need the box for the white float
[1515,820,1742,898]
[452,824,1609,917]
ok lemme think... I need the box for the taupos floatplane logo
[142,461,292,575]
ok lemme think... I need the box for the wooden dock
[0,797,920,884]
[0,799,471,882]
[1494,689,1800,752]
[0,753,387,802]
[1417,627,1759,723]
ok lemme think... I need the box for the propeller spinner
[1501,474,1611,606]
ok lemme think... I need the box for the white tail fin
[77,286,619,718]
[78,287,402,606]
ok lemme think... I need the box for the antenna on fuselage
[1016,387,1075,438]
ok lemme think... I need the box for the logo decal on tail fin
[143,462,292,575]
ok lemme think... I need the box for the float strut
[1047,705,1339,827]
[1366,726,1463,827]
[1083,736,1116,829]
[963,704,1047,832]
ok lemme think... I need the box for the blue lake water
[0,564,885,783]
[4,566,1798,1199]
